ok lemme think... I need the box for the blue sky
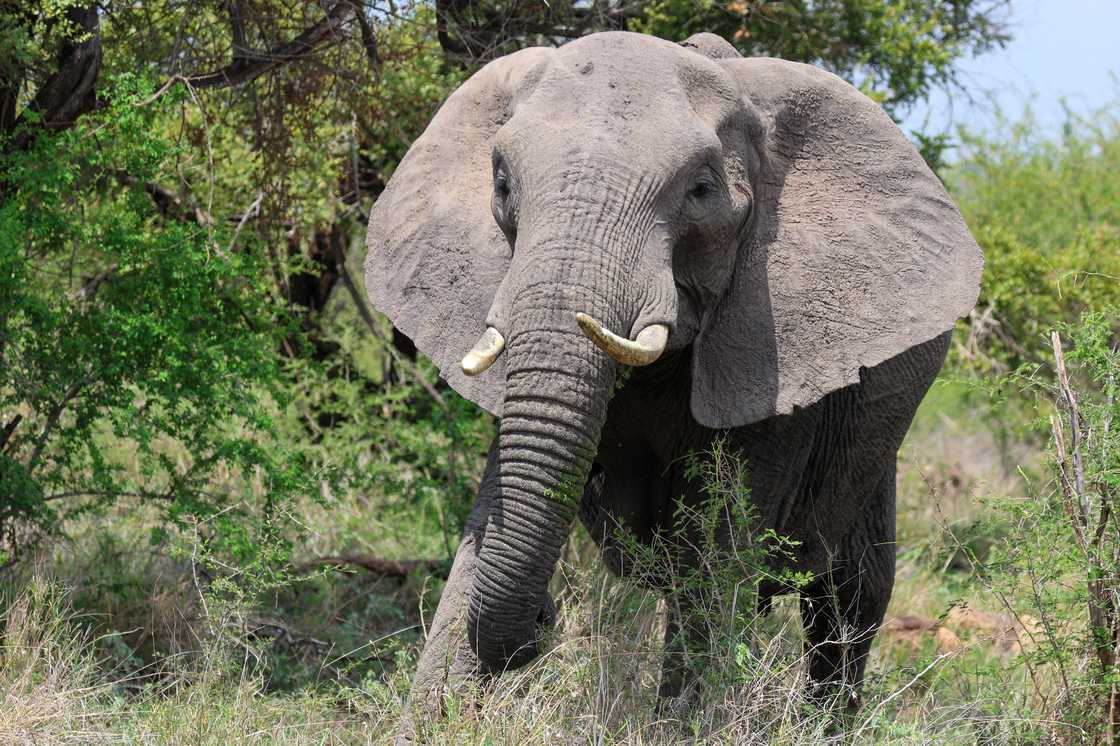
[899,0,1119,139]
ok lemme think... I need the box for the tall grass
[0,579,114,744]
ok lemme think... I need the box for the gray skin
[364,31,982,717]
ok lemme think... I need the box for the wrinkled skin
[364,31,982,725]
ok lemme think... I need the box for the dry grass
[0,580,115,745]
[0,378,1059,745]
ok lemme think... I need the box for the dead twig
[294,554,447,579]
[1051,330,1120,743]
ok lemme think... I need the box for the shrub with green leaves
[0,79,314,565]
[949,105,1120,373]
[977,310,1119,740]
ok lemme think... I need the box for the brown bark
[5,3,102,151]
[183,1,356,90]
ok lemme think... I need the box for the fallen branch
[295,555,448,579]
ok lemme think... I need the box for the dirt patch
[882,606,1041,655]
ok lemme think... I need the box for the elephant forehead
[521,33,742,139]
[498,110,718,177]
[498,45,730,172]
[555,31,687,84]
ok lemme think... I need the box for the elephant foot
[804,678,861,714]
[656,674,703,717]
[536,591,557,631]
[392,715,417,746]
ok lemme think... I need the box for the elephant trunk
[468,281,618,670]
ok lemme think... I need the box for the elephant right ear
[690,56,983,428]
[364,48,553,416]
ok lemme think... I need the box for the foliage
[0,78,316,566]
[949,104,1120,373]
[633,0,1010,115]
[972,311,1120,741]
[0,3,487,568]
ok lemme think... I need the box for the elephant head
[364,32,981,670]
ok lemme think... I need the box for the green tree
[634,0,1010,116]
[0,78,312,563]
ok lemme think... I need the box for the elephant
[363,30,982,721]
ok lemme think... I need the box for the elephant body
[364,30,982,723]
[589,333,949,589]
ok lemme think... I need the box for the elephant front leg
[397,447,498,740]
[403,516,487,714]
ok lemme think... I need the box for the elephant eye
[688,176,718,201]
[494,168,511,199]
[491,161,517,244]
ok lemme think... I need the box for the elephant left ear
[690,56,983,428]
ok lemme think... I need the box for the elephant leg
[399,445,499,735]
[657,601,700,703]
[657,539,717,705]
[658,603,683,700]
[799,465,896,708]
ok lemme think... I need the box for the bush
[974,310,1120,741]
[949,105,1120,373]
[0,79,315,569]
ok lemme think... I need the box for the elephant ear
[363,48,553,416]
[690,57,982,428]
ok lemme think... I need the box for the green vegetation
[635,0,1009,115]
[2,1,1118,743]
[950,102,1120,372]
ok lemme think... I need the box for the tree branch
[28,378,86,470]
[73,262,119,302]
[226,0,250,63]
[113,171,213,226]
[43,489,174,503]
[182,1,355,90]
[294,554,447,579]
[348,1,381,77]
[1052,331,1087,500]
[336,252,447,411]
[0,414,22,454]
[7,3,102,151]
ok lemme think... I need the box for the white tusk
[575,313,668,367]
[461,327,506,376]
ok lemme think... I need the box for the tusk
[461,327,505,376]
[576,313,668,367]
